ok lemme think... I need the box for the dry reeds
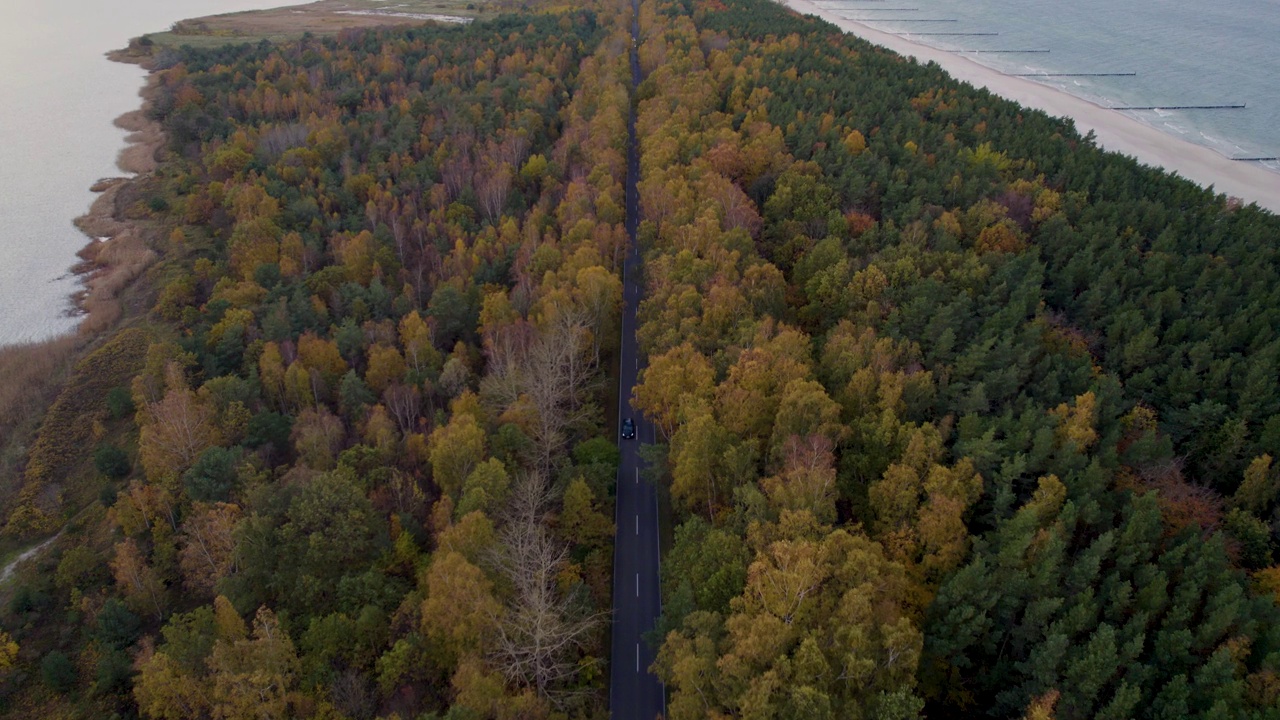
[76,230,157,336]
[115,108,164,175]
[0,336,82,433]
[73,171,158,337]
[0,335,83,511]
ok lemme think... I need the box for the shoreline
[68,47,163,336]
[63,2,479,338]
[781,0,1280,214]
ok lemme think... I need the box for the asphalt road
[607,4,666,717]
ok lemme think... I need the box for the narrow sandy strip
[781,0,1280,213]
[334,10,472,23]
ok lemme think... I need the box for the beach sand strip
[781,0,1280,213]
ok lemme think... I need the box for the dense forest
[634,0,1280,718]
[1,5,634,718]
[1,0,1279,717]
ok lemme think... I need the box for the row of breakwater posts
[1012,72,1136,77]
[1110,104,1246,110]
[829,8,1259,140]
[825,5,1250,114]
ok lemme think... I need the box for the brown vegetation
[4,328,151,538]
[74,180,159,336]
[115,105,165,176]
[72,74,164,336]
[0,46,163,541]
[144,0,486,48]
[0,337,83,511]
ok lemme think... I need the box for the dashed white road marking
[635,515,639,534]
[636,573,639,597]
[636,643,641,672]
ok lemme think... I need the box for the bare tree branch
[488,472,608,704]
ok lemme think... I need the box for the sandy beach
[781,0,1280,214]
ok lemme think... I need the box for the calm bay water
[816,0,1280,170]
[0,0,290,346]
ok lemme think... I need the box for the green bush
[245,411,293,450]
[95,599,141,650]
[8,585,50,615]
[105,386,135,419]
[40,651,77,693]
[99,483,119,507]
[183,446,239,502]
[55,546,106,592]
[94,649,134,694]
[13,328,149,534]
[93,444,131,480]
[573,436,621,469]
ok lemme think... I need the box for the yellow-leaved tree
[0,631,16,671]
[138,363,219,481]
[633,342,715,440]
[867,426,983,606]
[656,511,925,718]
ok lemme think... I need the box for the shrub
[573,436,621,469]
[182,446,239,502]
[55,546,106,592]
[8,328,149,537]
[94,650,134,694]
[41,651,77,693]
[99,483,119,507]
[93,444,131,480]
[245,411,292,450]
[8,585,50,615]
[96,598,141,650]
[106,386,135,419]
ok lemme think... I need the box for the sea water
[814,0,1280,172]
[0,0,292,347]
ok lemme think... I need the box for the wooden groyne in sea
[1111,104,1245,110]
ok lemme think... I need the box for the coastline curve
[780,0,1280,213]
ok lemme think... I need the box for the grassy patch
[4,327,152,538]
[144,0,494,48]
[0,337,83,522]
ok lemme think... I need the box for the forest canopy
[1,0,1279,717]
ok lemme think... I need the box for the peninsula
[0,1,1277,719]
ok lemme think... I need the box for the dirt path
[0,534,59,585]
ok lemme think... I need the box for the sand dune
[782,0,1280,214]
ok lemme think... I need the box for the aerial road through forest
[608,1,666,717]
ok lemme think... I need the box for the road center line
[636,643,640,672]
[635,514,639,534]
[636,572,639,597]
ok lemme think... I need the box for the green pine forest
[0,0,1278,717]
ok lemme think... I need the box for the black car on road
[621,418,636,440]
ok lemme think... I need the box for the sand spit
[334,10,472,23]
[781,0,1280,214]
